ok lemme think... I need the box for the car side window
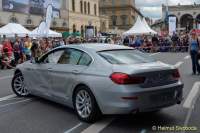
[57,49,83,65]
[78,53,92,66]
[43,50,64,64]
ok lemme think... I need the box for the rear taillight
[110,73,145,85]
[172,69,180,79]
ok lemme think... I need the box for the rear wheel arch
[72,84,91,101]
[72,83,101,111]
[72,83,102,122]
[12,70,30,97]
[14,69,22,76]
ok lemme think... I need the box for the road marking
[183,82,200,109]
[0,94,16,102]
[0,99,32,108]
[182,82,200,133]
[184,55,190,60]
[174,61,184,68]
[0,76,12,80]
[183,106,194,133]
[64,123,83,133]
[81,118,113,133]
[149,52,160,56]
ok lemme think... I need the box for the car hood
[112,61,175,74]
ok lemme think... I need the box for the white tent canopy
[142,18,157,35]
[123,16,157,36]
[29,27,62,37]
[0,23,30,37]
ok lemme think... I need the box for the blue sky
[135,0,200,20]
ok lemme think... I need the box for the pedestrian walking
[189,31,200,75]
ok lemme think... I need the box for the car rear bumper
[98,82,183,114]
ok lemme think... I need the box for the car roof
[58,43,134,52]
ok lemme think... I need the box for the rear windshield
[98,49,155,64]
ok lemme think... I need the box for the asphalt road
[0,52,199,133]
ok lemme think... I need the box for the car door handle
[72,70,80,74]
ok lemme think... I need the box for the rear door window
[78,53,92,66]
[58,48,83,65]
[43,50,64,64]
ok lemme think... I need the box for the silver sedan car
[11,44,183,122]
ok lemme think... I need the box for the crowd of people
[0,32,199,74]
[0,36,61,69]
[121,32,190,52]
[0,35,103,69]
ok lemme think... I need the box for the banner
[85,26,94,38]
[2,0,61,18]
[37,21,47,37]
[168,17,176,36]
[46,4,53,35]
[198,24,200,30]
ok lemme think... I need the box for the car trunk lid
[112,61,178,87]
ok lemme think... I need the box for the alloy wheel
[75,90,92,118]
[13,74,29,96]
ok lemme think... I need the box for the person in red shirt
[2,39,13,57]
[0,43,3,68]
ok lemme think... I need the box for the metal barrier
[133,46,189,53]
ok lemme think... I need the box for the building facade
[162,3,200,32]
[0,0,109,36]
[68,0,109,36]
[0,0,69,32]
[99,0,142,31]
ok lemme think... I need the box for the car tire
[12,73,30,97]
[73,86,102,123]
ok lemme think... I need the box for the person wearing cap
[189,31,200,75]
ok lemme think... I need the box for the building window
[84,1,87,14]
[81,25,84,37]
[88,2,90,14]
[121,15,128,25]
[132,16,135,22]
[80,1,83,13]
[95,26,97,36]
[102,9,106,15]
[111,15,117,26]
[63,22,67,27]
[52,21,57,27]
[73,24,76,33]
[94,4,97,16]
[10,17,18,23]
[102,22,106,29]
[26,19,32,25]
[72,0,75,12]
